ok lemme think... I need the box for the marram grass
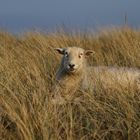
[0,27,140,140]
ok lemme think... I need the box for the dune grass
[0,27,140,140]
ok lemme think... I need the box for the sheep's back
[85,66,140,89]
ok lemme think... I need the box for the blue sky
[0,0,140,32]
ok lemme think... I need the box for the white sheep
[52,46,140,102]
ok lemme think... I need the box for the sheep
[52,46,140,102]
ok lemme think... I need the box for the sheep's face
[55,47,94,74]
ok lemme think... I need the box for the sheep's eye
[65,52,68,57]
[79,53,83,58]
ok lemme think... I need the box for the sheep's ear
[85,50,95,57]
[55,48,65,55]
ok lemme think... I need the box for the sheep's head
[55,47,94,74]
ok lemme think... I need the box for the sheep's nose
[69,63,75,68]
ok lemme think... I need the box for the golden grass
[0,27,140,140]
